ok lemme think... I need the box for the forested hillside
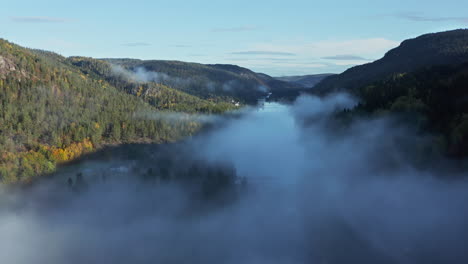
[276,74,335,88]
[308,29,468,158]
[105,59,301,103]
[315,29,468,93]
[345,62,468,157]
[68,57,236,113]
[0,39,237,183]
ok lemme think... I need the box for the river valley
[1,94,468,264]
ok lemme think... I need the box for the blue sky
[1,0,467,76]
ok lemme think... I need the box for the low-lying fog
[1,94,468,264]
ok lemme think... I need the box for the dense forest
[310,29,468,158]
[275,73,335,88]
[68,57,237,113]
[105,58,303,103]
[0,39,242,183]
[346,63,468,157]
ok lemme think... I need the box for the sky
[1,0,467,76]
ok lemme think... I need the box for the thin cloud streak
[322,55,370,61]
[250,38,399,59]
[390,13,468,23]
[229,57,296,62]
[212,26,259,32]
[10,16,69,23]
[230,51,296,56]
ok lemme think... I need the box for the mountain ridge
[314,29,468,93]
[102,58,301,103]
[276,74,336,88]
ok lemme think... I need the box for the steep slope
[67,57,237,113]
[315,29,468,93]
[346,62,468,157]
[276,74,335,88]
[0,39,205,183]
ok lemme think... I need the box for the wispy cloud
[230,51,296,56]
[332,61,369,66]
[122,42,151,47]
[249,38,399,59]
[212,25,259,32]
[322,55,370,61]
[10,16,69,23]
[228,38,400,75]
[389,13,468,23]
[229,57,296,62]
[260,58,296,62]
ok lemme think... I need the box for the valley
[1,25,468,264]
[2,95,468,264]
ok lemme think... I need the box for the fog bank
[1,94,468,264]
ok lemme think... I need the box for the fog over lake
[1,94,468,264]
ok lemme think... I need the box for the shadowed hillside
[344,62,468,158]
[104,59,301,103]
[276,73,335,88]
[314,29,468,94]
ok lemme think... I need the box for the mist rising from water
[1,94,468,264]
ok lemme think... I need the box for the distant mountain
[276,74,335,88]
[314,29,468,94]
[102,59,300,103]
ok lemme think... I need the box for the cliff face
[0,55,28,80]
[0,55,16,76]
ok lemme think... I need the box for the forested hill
[276,74,335,88]
[314,29,468,158]
[67,57,236,113]
[103,58,302,103]
[314,29,468,94]
[346,62,468,158]
[0,39,238,183]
